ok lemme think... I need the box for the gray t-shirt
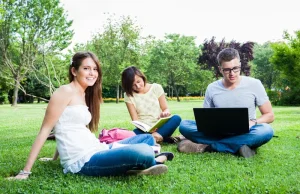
[203,76,269,120]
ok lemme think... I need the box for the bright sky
[60,0,300,48]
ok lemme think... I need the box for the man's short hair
[217,48,240,66]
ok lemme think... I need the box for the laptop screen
[193,108,249,135]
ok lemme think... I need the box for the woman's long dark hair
[121,66,147,97]
[69,51,102,132]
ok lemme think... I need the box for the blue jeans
[79,134,156,176]
[179,120,274,153]
[134,115,182,141]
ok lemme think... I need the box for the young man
[178,48,274,158]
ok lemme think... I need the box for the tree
[252,43,280,89]
[88,15,141,103]
[31,51,70,98]
[198,37,254,78]
[270,31,300,105]
[147,34,199,101]
[186,69,215,96]
[0,0,73,106]
[0,75,12,104]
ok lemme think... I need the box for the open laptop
[193,108,249,136]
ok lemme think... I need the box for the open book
[131,115,173,133]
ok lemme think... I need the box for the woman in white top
[121,66,182,144]
[11,52,174,179]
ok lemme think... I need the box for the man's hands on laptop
[249,119,257,128]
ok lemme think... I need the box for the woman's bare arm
[158,94,171,118]
[125,102,139,121]
[14,86,72,179]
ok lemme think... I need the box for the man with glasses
[177,48,274,158]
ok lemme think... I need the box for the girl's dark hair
[69,51,102,132]
[121,66,146,97]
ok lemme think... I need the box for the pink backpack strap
[100,129,109,137]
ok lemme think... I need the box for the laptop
[193,108,249,136]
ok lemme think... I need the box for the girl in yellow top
[121,66,181,143]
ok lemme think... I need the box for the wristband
[19,170,32,175]
[250,119,257,125]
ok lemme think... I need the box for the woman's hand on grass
[39,157,53,162]
[14,174,29,180]
[6,173,29,180]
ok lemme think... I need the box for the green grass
[0,102,299,193]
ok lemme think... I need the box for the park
[0,101,299,193]
[0,0,300,193]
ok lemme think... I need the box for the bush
[103,98,124,103]
[274,89,300,106]
[102,96,205,103]
[0,91,8,104]
[167,96,205,101]
[266,89,281,105]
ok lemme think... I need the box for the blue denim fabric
[133,115,182,141]
[179,120,274,153]
[117,133,156,145]
[79,134,156,176]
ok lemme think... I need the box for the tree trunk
[173,85,180,102]
[200,90,203,97]
[12,78,20,106]
[42,53,53,95]
[120,87,123,99]
[116,84,119,104]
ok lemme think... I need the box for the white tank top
[53,105,108,173]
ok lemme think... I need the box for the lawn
[0,101,299,193]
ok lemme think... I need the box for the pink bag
[99,128,136,144]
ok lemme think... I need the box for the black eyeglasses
[222,66,241,74]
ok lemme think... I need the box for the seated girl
[121,66,182,144]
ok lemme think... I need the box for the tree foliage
[198,37,254,78]
[87,15,141,103]
[252,43,280,89]
[147,34,199,101]
[31,54,70,96]
[186,69,215,96]
[270,30,300,105]
[0,0,73,106]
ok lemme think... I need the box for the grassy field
[0,101,299,193]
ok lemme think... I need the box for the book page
[131,120,151,132]
[132,115,173,133]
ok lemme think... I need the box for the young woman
[121,66,182,144]
[11,52,174,180]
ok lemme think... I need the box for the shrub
[274,89,300,106]
[102,96,205,103]
[0,91,8,104]
[266,89,281,105]
[167,96,205,101]
[103,98,125,103]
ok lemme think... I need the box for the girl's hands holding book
[160,111,171,118]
